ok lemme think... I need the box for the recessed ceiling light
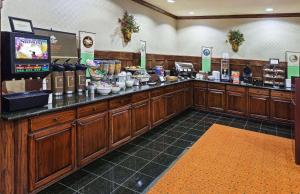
[265,8,274,12]
[167,0,176,3]
[189,11,195,15]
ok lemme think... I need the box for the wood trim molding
[177,13,300,20]
[131,0,177,19]
[131,0,300,20]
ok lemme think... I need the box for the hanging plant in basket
[119,11,140,43]
[227,29,245,52]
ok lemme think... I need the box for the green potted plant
[119,11,140,43]
[227,30,245,52]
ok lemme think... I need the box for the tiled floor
[39,109,293,194]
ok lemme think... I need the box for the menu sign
[34,28,77,59]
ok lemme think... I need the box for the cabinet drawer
[151,89,164,97]
[132,91,149,103]
[165,85,176,93]
[271,90,291,99]
[208,83,225,90]
[194,81,207,88]
[226,85,246,93]
[30,110,76,131]
[249,88,269,96]
[77,101,108,118]
[109,95,132,109]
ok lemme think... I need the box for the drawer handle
[53,118,59,122]
[93,107,97,111]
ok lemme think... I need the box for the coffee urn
[75,62,87,93]
[64,60,76,94]
[51,62,65,96]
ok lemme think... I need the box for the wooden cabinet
[226,86,247,116]
[77,112,108,167]
[132,100,150,137]
[248,88,270,119]
[165,93,177,119]
[28,122,76,191]
[151,96,166,127]
[270,91,294,123]
[109,105,131,149]
[193,87,207,109]
[271,98,293,123]
[184,87,193,109]
[207,89,225,112]
[176,90,186,113]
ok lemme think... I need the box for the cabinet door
[165,93,177,119]
[177,90,186,113]
[226,91,247,116]
[185,88,193,109]
[193,87,207,109]
[270,98,293,123]
[132,100,150,137]
[207,89,225,112]
[248,95,269,119]
[151,96,165,127]
[77,112,108,167]
[109,106,131,149]
[28,123,76,191]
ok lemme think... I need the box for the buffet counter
[0,79,295,194]
[0,79,294,121]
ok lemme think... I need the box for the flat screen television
[1,31,51,80]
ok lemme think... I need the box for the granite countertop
[0,79,295,121]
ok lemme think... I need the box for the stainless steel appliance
[175,62,195,79]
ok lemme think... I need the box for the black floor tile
[172,139,193,149]
[261,123,277,131]
[172,126,191,133]
[112,186,138,194]
[83,159,115,176]
[230,122,246,129]
[140,132,161,141]
[153,153,177,166]
[180,134,200,142]
[78,177,118,194]
[59,170,97,191]
[164,130,184,138]
[154,135,177,145]
[133,148,160,160]
[244,125,261,132]
[101,166,135,185]
[38,183,76,194]
[116,144,142,155]
[163,145,185,157]
[129,137,152,147]
[122,173,154,193]
[260,129,277,136]
[277,132,292,139]
[102,151,130,164]
[146,141,169,152]
[140,162,167,178]
[186,129,205,137]
[118,156,148,171]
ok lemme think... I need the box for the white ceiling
[144,0,300,16]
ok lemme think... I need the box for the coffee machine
[175,62,195,79]
[1,32,51,112]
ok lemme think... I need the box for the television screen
[15,37,49,60]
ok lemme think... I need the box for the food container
[75,63,87,93]
[97,87,112,95]
[115,60,122,75]
[111,86,121,94]
[51,63,65,96]
[64,63,76,94]
[108,60,116,75]
[126,80,134,88]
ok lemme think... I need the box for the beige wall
[177,18,300,61]
[2,0,300,61]
[1,0,178,55]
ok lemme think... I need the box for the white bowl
[116,82,126,89]
[111,86,121,94]
[97,87,111,95]
[126,80,134,88]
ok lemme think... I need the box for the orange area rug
[147,124,300,194]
